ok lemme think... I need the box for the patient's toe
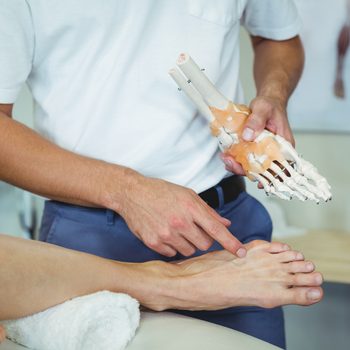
[294,287,323,305]
[267,241,291,253]
[291,272,323,287]
[278,250,304,263]
[287,260,315,273]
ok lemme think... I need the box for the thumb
[242,112,267,141]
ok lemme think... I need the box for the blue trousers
[39,190,285,348]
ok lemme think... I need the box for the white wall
[239,28,350,232]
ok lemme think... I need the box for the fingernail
[307,289,321,300]
[224,218,231,225]
[242,128,254,141]
[222,158,234,168]
[236,248,246,258]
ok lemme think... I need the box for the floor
[1,183,349,350]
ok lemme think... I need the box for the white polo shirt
[0,0,300,193]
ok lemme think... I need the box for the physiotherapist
[0,1,304,348]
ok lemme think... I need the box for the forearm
[0,112,139,211]
[252,36,304,105]
[0,234,176,320]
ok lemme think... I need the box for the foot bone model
[169,53,332,203]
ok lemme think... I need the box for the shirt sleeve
[0,0,34,103]
[241,0,301,40]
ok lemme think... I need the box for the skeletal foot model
[169,53,332,203]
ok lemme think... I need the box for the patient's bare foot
[170,240,323,310]
[0,325,6,343]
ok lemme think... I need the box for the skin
[173,240,323,310]
[0,325,5,343]
[0,105,244,258]
[0,234,323,342]
[221,35,304,178]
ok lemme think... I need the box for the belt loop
[106,209,115,226]
[215,186,225,209]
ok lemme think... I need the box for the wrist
[255,93,287,110]
[256,81,289,109]
[97,162,143,213]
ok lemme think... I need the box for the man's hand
[220,35,304,178]
[243,96,294,145]
[221,95,294,177]
[117,174,246,258]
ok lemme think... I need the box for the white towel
[3,291,140,350]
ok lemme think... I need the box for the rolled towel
[3,291,140,350]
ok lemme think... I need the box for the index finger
[193,207,246,257]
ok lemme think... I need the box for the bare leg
[0,235,322,324]
[0,233,175,320]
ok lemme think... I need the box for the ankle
[111,260,182,311]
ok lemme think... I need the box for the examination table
[0,311,280,350]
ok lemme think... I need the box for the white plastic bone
[273,134,332,201]
[176,53,229,110]
[169,68,214,122]
[169,53,332,203]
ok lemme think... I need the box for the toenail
[306,262,314,271]
[307,289,321,300]
[283,244,290,250]
[296,252,303,260]
[315,274,323,284]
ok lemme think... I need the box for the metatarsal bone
[280,161,320,202]
[268,163,307,201]
[250,172,273,195]
[261,171,293,201]
[275,135,332,199]
[176,53,229,110]
[270,162,323,201]
[262,170,296,200]
[251,172,290,200]
[274,134,300,162]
